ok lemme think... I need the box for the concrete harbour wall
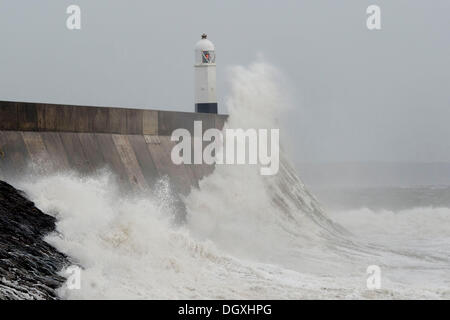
[0,100,227,196]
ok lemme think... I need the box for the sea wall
[0,100,227,195]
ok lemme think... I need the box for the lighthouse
[195,34,217,114]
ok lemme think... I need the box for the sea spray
[185,61,347,269]
[14,61,450,299]
[16,171,355,299]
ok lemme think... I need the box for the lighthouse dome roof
[195,38,215,51]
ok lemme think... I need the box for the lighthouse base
[195,103,218,114]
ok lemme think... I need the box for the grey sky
[0,0,449,163]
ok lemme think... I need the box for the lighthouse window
[202,51,215,63]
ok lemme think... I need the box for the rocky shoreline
[0,180,69,300]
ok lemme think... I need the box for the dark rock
[0,180,69,300]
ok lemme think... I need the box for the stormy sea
[1,62,449,299]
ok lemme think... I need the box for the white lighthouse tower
[195,34,217,113]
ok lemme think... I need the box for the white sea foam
[16,61,450,299]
